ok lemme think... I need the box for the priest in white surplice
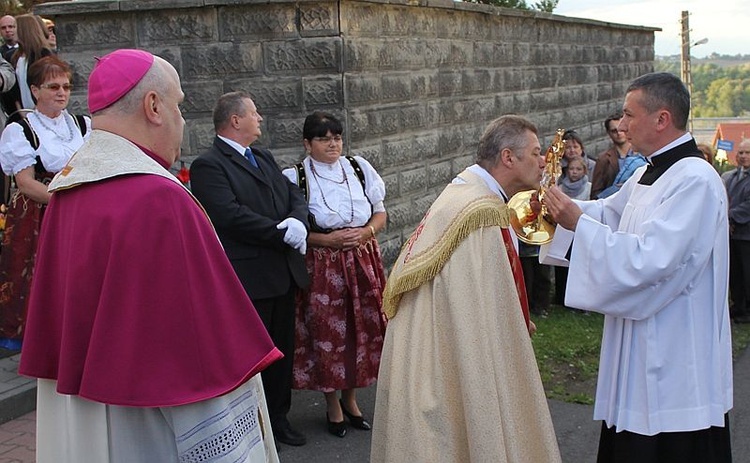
[542,72,732,463]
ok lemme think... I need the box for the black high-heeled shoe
[326,413,347,438]
[339,399,372,431]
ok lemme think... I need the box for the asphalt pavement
[1,347,748,462]
[279,347,750,462]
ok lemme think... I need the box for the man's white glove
[276,217,307,255]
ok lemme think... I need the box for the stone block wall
[38,0,657,265]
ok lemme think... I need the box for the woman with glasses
[283,111,387,438]
[0,56,90,349]
[561,129,595,178]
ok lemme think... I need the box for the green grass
[532,306,750,405]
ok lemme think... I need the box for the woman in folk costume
[282,111,387,438]
[0,56,89,349]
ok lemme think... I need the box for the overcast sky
[555,0,747,57]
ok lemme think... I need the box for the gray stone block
[411,72,440,99]
[341,3,381,36]
[350,144,383,171]
[182,81,225,115]
[413,133,439,160]
[219,5,298,40]
[382,172,400,198]
[379,235,404,269]
[57,16,134,50]
[121,0,205,11]
[183,42,263,79]
[413,192,438,219]
[347,109,369,142]
[427,160,452,188]
[399,105,427,132]
[137,8,217,45]
[226,78,303,112]
[381,73,412,103]
[267,116,305,148]
[386,201,415,230]
[188,119,217,155]
[461,69,492,96]
[437,127,462,155]
[264,38,342,73]
[300,2,340,36]
[304,77,343,108]
[345,74,381,105]
[438,71,462,97]
[400,167,427,195]
[383,137,418,166]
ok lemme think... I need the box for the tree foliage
[0,0,53,15]
[464,0,559,13]
[655,59,750,117]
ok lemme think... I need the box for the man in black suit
[190,91,310,447]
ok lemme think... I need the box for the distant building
[711,122,750,165]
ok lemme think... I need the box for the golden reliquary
[507,128,566,245]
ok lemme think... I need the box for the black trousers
[252,287,297,428]
[597,415,732,463]
[729,239,750,317]
[520,255,552,313]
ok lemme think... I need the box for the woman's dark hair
[562,129,585,153]
[27,55,71,88]
[302,111,343,140]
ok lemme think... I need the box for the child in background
[559,156,591,200]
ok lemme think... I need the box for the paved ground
[1,348,748,463]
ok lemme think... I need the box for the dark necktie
[244,148,259,169]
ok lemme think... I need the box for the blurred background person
[0,15,17,62]
[42,18,56,53]
[591,111,634,199]
[561,130,595,179]
[283,111,387,438]
[697,143,715,165]
[0,56,89,349]
[0,15,18,123]
[722,139,750,323]
[9,14,53,115]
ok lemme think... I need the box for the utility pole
[680,11,693,132]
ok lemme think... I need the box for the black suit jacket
[190,137,310,299]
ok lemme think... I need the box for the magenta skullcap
[88,49,155,113]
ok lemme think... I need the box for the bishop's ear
[143,91,162,124]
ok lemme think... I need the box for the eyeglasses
[312,135,343,144]
[40,83,72,91]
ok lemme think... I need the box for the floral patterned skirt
[292,237,387,392]
[0,192,45,347]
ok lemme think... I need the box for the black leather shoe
[327,413,347,438]
[273,422,307,446]
[340,399,372,431]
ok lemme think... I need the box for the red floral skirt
[0,192,45,346]
[293,237,387,392]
